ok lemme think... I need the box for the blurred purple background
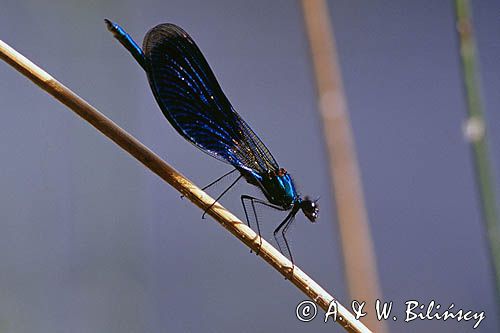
[0,0,499,332]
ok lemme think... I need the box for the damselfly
[105,20,318,266]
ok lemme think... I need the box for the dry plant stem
[0,39,372,333]
[455,0,500,310]
[300,1,386,332]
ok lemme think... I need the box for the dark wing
[142,23,278,176]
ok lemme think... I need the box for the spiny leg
[281,216,296,264]
[240,196,254,254]
[241,195,286,255]
[181,169,237,199]
[273,212,294,262]
[201,169,237,191]
[202,174,242,219]
[273,210,298,278]
[240,195,253,229]
[240,196,262,255]
[250,199,261,254]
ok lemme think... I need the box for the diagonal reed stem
[0,39,372,333]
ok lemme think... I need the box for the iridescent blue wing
[142,24,278,175]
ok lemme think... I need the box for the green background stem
[455,0,500,310]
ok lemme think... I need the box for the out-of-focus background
[1,0,499,332]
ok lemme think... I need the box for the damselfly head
[301,196,319,222]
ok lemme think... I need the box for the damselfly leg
[241,195,264,254]
[181,169,237,199]
[273,206,300,277]
[202,174,242,219]
[240,195,293,257]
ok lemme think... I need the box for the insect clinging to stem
[105,19,319,268]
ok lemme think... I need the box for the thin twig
[0,39,372,332]
[300,1,386,332]
[455,0,500,311]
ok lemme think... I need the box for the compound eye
[278,168,287,176]
[302,198,319,222]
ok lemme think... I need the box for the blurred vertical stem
[300,1,387,332]
[455,0,500,304]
